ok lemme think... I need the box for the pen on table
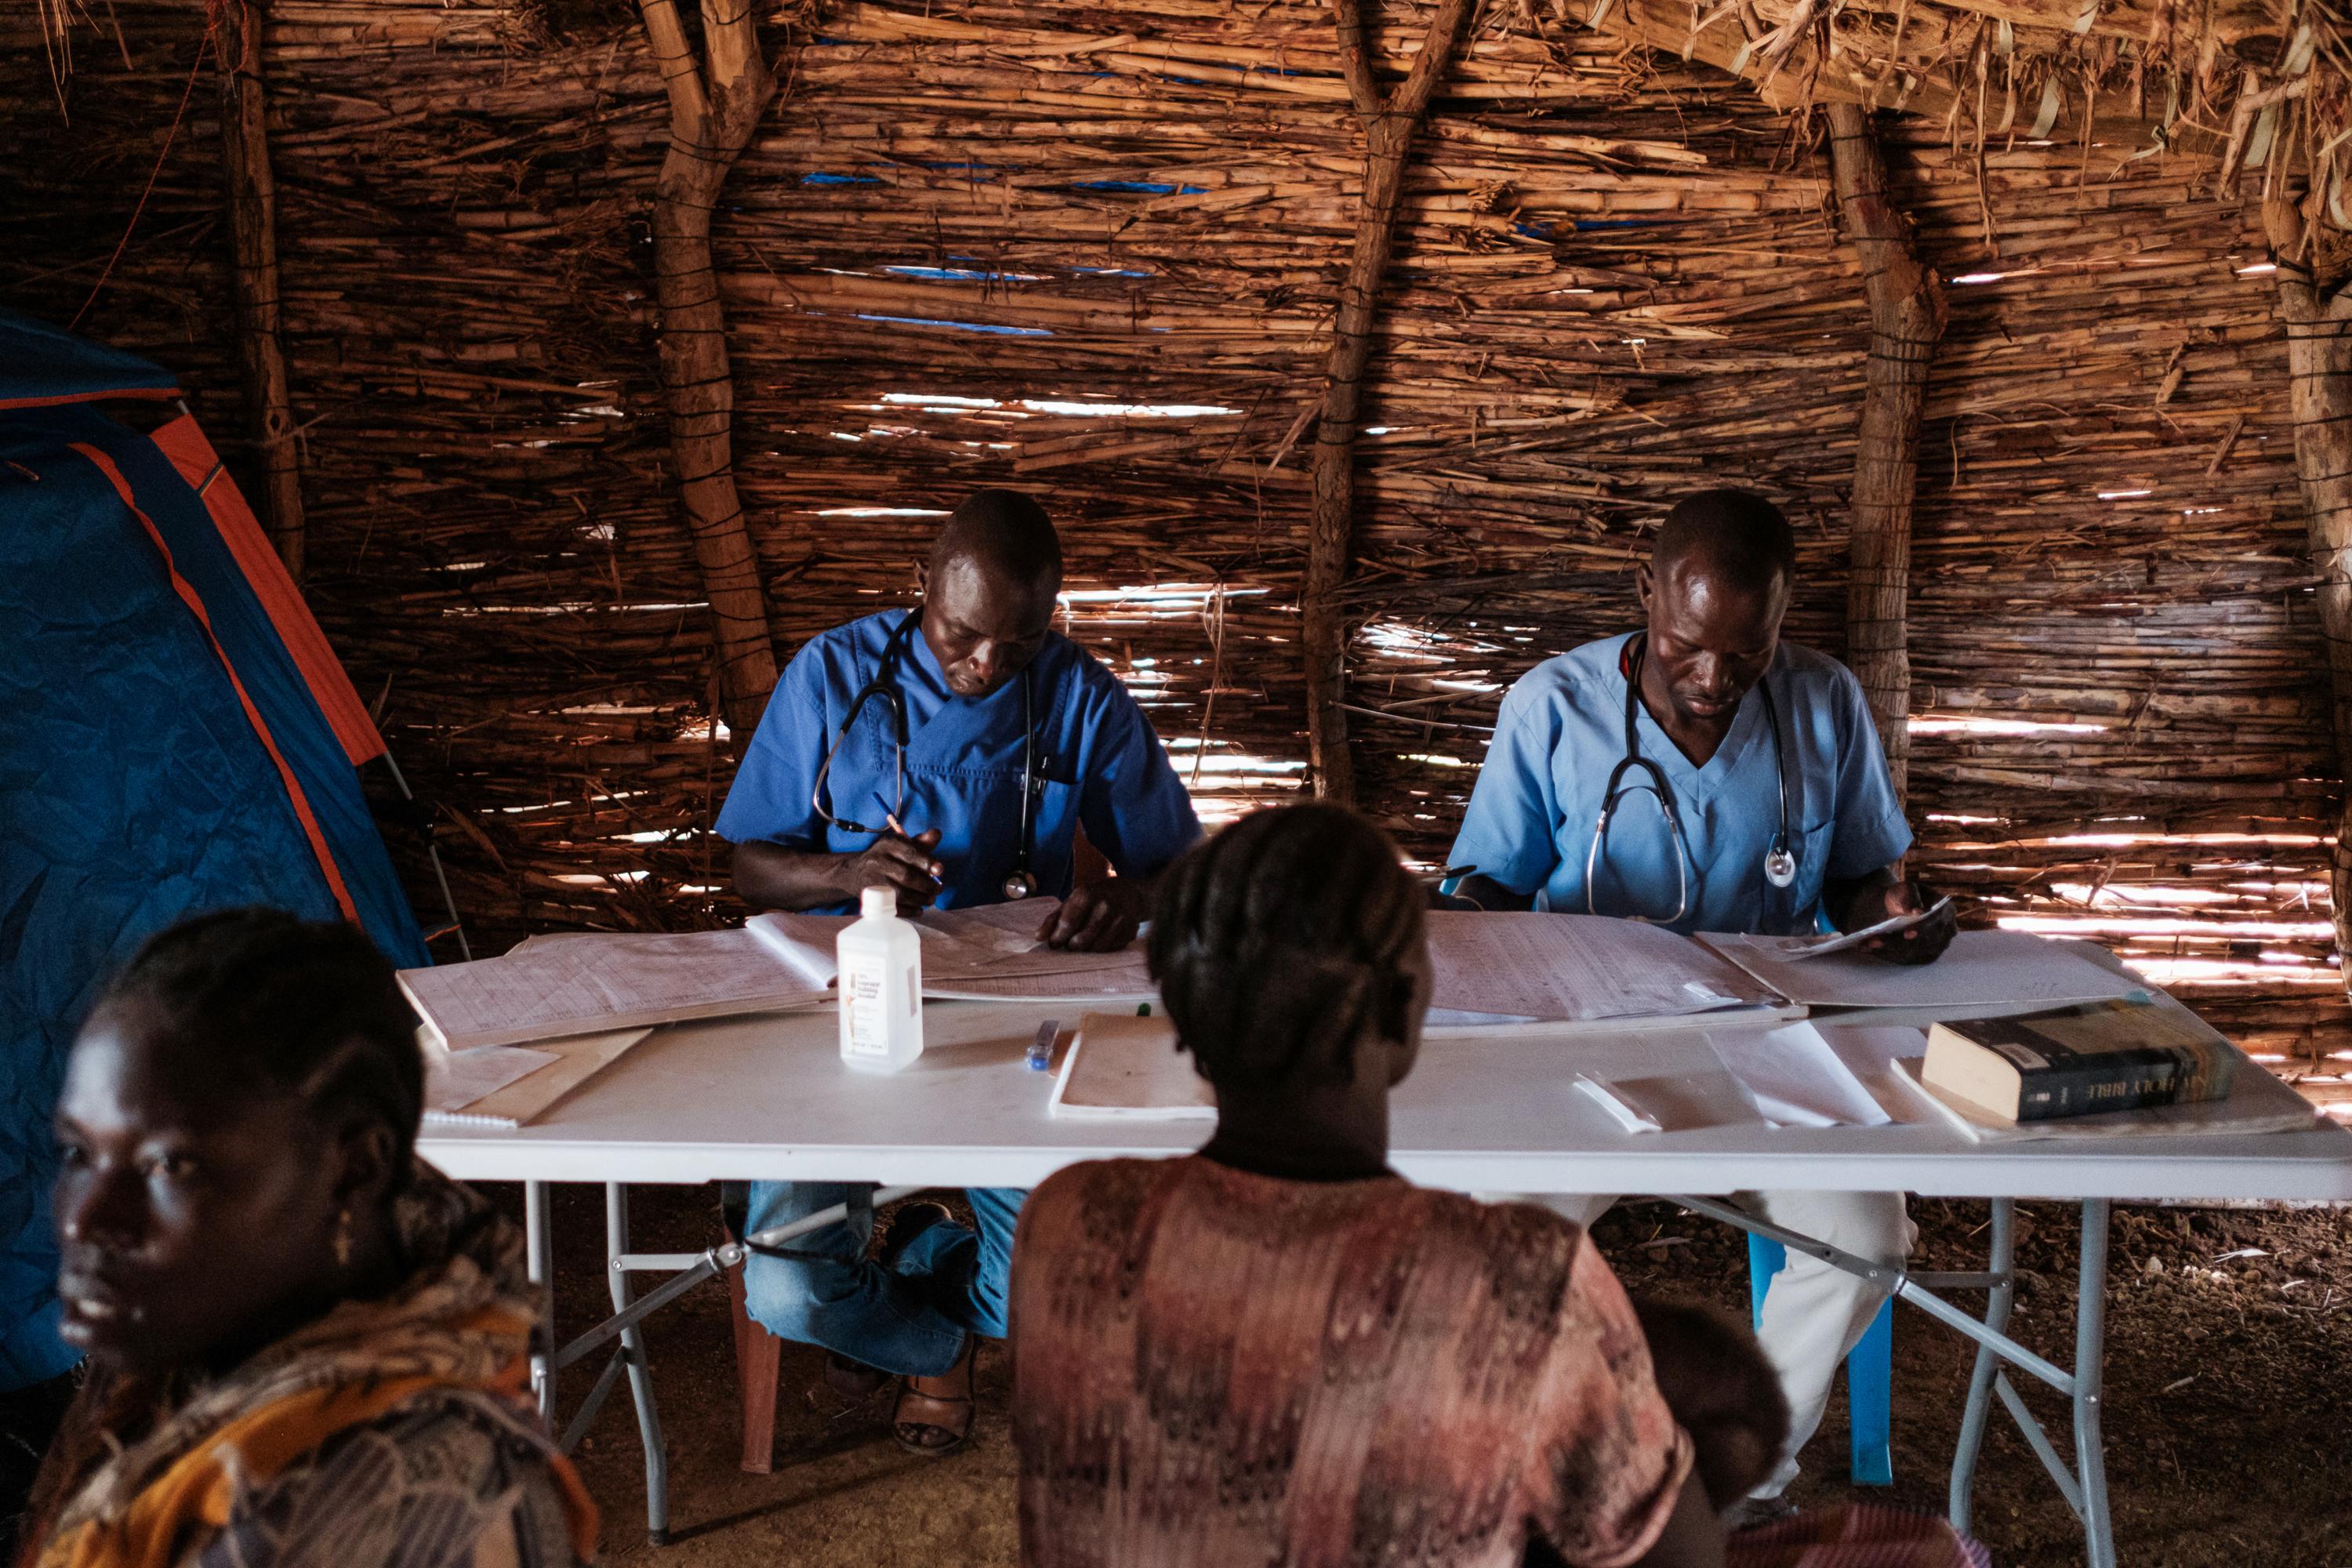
[1027,1018,1060,1073]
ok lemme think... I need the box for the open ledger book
[1422,913,1789,1029]
[398,903,2150,1058]
[397,898,1153,1053]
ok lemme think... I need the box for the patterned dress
[1010,1156,1694,1568]
[26,1169,594,1568]
[186,1389,581,1568]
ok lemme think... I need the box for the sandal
[893,1334,976,1456]
[808,1200,959,1404]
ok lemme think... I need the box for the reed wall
[5,0,2342,1099]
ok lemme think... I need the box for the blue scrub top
[717,610,1202,913]
[1447,633,1911,936]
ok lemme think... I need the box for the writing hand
[847,828,943,916]
[1867,880,1956,967]
[1038,880,1139,952]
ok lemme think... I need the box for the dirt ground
[529,1185,2352,1568]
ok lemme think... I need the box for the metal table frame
[521,1179,917,1546]
[1671,1192,2116,1568]
[527,1174,2114,1563]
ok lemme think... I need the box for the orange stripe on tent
[67,441,363,927]
[0,387,177,411]
[147,415,386,766]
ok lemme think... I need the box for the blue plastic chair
[1747,1233,1894,1486]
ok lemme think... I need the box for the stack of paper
[398,928,829,1053]
[1575,1022,1896,1137]
[421,1027,654,1130]
[1424,913,1788,1027]
[1703,1022,1893,1129]
[1047,1011,1213,1120]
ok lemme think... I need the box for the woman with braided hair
[1008,805,1984,1568]
[1007,802,1719,1568]
[23,909,596,1568]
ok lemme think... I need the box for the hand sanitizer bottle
[838,886,923,1073]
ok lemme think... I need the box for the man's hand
[1038,878,1142,952]
[1863,877,1955,966]
[846,828,943,916]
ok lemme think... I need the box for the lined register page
[1423,912,1782,1023]
[399,927,828,1051]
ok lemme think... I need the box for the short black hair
[92,909,426,1185]
[1147,804,1424,1091]
[1653,488,1796,595]
[1632,1298,1791,1509]
[928,488,1062,589]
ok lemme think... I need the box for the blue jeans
[739,1181,1022,1377]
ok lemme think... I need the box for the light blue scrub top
[717,610,1202,913]
[1447,633,1912,937]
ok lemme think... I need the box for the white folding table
[421,993,2352,1566]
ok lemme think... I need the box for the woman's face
[53,998,346,1375]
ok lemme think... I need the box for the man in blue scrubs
[717,488,1200,1453]
[1447,488,1955,1515]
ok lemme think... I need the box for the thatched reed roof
[2,0,2344,1102]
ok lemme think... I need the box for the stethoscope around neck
[809,609,1046,902]
[1587,632,1795,924]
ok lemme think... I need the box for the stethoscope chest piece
[1001,870,1037,901]
[1593,632,1800,918]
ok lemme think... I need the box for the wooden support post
[638,0,779,735]
[1826,103,1944,806]
[2263,198,2352,982]
[218,0,305,580]
[1302,0,1473,803]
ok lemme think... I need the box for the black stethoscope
[1588,632,1795,924]
[809,610,1047,901]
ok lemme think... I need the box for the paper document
[1697,928,2147,1012]
[419,1027,652,1130]
[1703,1022,1891,1128]
[1049,1011,1214,1120]
[399,928,828,1051]
[425,1045,555,1114]
[1586,1065,1769,1134]
[1815,1024,1939,1124]
[1576,1076,1663,1134]
[750,902,1156,1002]
[1769,898,1953,960]
[1425,913,1781,1024]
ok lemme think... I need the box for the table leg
[605,1183,672,1547]
[2074,1198,2115,1568]
[524,1181,555,1425]
[1948,1196,2014,1534]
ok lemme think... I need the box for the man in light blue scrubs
[1447,488,1954,1515]
[717,488,1200,1454]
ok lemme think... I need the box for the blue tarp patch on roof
[855,314,1054,337]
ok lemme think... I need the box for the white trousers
[1523,1189,1915,1499]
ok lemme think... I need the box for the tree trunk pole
[2264,198,2352,982]
[1825,103,1944,806]
[639,0,780,736]
[1303,0,1473,803]
[219,0,305,580]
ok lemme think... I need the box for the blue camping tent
[0,309,426,1389]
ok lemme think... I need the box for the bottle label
[842,959,889,1058]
